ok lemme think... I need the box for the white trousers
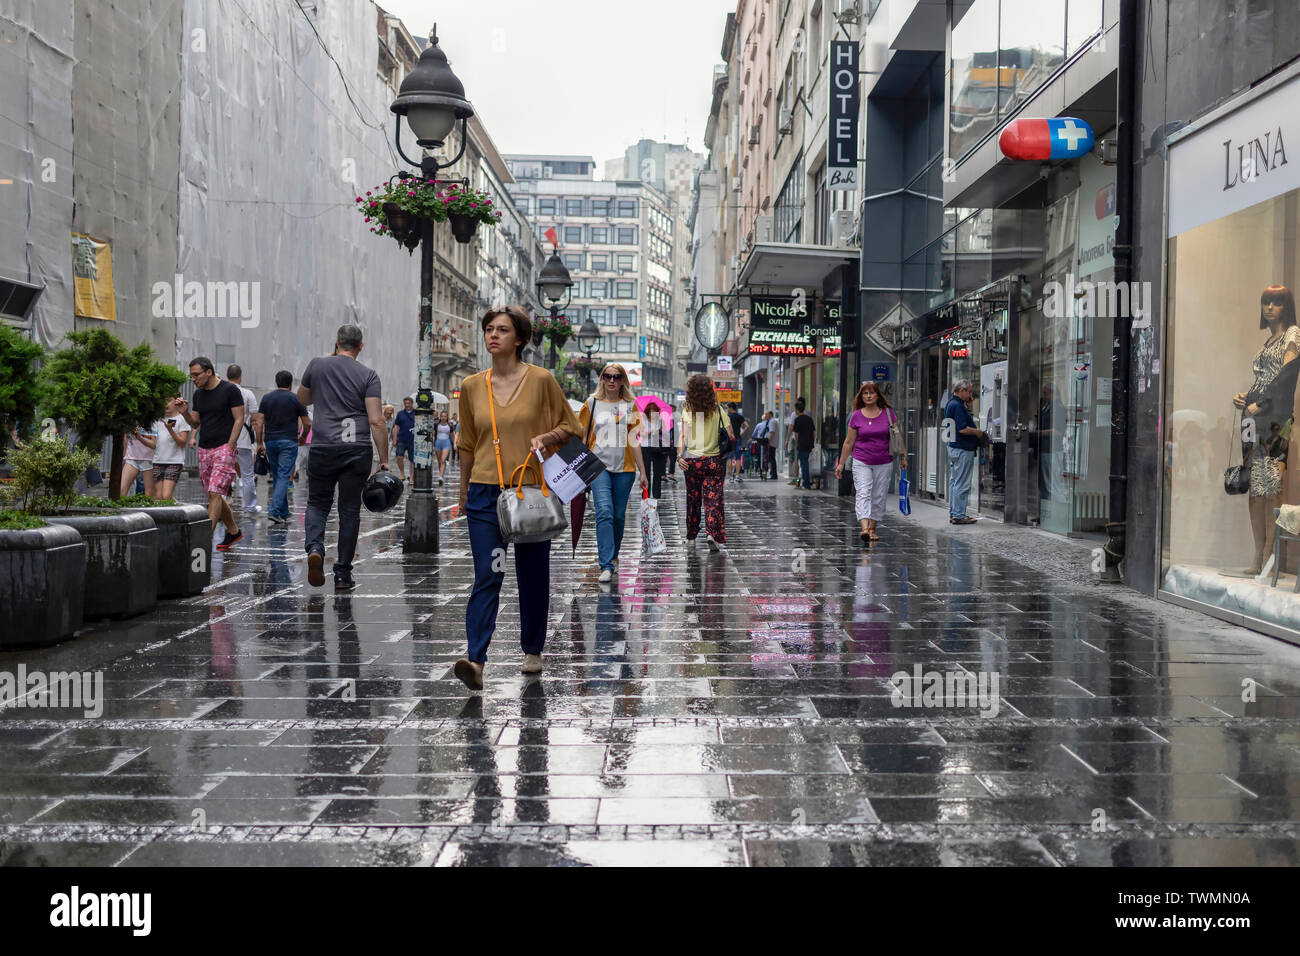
[236,447,257,508]
[852,459,892,521]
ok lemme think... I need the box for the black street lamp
[535,250,573,370]
[577,316,601,395]
[390,25,473,554]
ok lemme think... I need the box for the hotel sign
[828,40,860,191]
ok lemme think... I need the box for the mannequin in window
[1232,285,1300,575]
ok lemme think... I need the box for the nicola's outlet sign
[999,117,1095,160]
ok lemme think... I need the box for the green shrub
[0,325,43,443]
[0,510,46,531]
[8,437,97,513]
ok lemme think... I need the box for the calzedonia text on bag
[542,435,606,504]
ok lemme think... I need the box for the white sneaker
[706,535,721,552]
[521,653,543,674]
[598,568,612,583]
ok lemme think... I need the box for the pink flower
[364,216,371,222]
[370,227,375,232]
[355,197,362,203]
[366,191,372,196]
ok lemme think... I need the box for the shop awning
[737,242,857,291]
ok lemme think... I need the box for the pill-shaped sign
[999,117,1095,160]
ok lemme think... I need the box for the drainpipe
[1103,0,1139,578]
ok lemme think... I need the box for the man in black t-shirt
[178,356,245,549]
[257,370,311,525]
[727,404,747,483]
[787,398,816,489]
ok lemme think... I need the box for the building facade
[504,154,688,405]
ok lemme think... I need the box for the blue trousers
[590,469,635,572]
[797,449,811,488]
[264,438,297,519]
[948,447,976,518]
[465,482,551,664]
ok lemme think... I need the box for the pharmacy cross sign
[998,116,1096,161]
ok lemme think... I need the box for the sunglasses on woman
[601,373,623,381]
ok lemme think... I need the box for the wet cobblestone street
[2,469,1299,867]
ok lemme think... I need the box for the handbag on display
[1223,410,1254,496]
[487,369,567,545]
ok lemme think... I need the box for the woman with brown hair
[836,380,906,545]
[578,362,648,583]
[676,373,734,551]
[1232,285,1300,575]
[452,306,583,689]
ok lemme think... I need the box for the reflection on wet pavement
[1,470,1299,866]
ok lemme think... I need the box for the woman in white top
[434,410,453,484]
[638,400,672,500]
[677,373,734,551]
[122,422,159,497]
[577,363,647,583]
[151,397,192,500]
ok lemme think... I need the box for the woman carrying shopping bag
[836,380,906,545]
[677,373,734,552]
[453,306,582,690]
[577,363,648,583]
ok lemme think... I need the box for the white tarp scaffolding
[0,0,75,345]
[174,0,422,400]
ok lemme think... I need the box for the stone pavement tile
[314,797,599,826]
[207,774,478,800]
[40,729,285,748]
[357,745,609,776]
[29,798,330,826]
[719,724,946,745]
[119,840,444,866]
[0,799,61,824]
[0,747,147,775]
[728,773,991,799]
[109,745,378,776]
[1039,835,1300,866]
[479,773,731,800]
[594,796,877,825]
[434,840,747,866]
[744,838,1059,867]
[603,743,849,775]
[0,842,141,866]
[1,773,220,800]
[867,796,1154,824]
[1127,796,1300,824]
[974,772,1247,800]
[198,699,416,720]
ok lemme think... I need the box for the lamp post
[390,25,473,554]
[535,250,573,370]
[577,316,601,395]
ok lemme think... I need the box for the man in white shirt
[226,364,261,514]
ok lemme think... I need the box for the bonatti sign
[1168,69,1300,236]
[828,40,859,191]
[748,296,841,356]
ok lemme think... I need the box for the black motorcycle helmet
[362,467,404,513]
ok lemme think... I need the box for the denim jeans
[305,443,371,573]
[264,438,298,519]
[465,482,551,663]
[797,449,811,488]
[948,447,976,518]
[590,469,635,571]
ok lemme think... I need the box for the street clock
[694,302,730,351]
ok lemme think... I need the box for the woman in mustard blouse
[453,306,582,690]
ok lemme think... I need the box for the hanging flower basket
[569,353,600,376]
[534,313,573,347]
[448,213,479,244]
[357,177,446,252]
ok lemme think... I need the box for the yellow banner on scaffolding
[71,233,116,321]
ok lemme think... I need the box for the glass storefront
[1161,69,1300,636]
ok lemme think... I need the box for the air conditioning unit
[748,125,761,145]
[777,109,793,135]
[754,214,774,244]
[830,209,857,247]
[731,176,742,190]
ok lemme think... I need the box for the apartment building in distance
[504,154,688,405]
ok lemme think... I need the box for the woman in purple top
[835,381,906,544]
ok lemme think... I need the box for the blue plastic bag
[898,466,911,516]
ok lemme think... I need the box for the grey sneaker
[521,654,543,674]
[598,568,612,583]
[706,535,721,552]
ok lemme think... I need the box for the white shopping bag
[640,493,667,556]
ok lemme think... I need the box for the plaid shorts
[197,444,237,496]
[152,462,183,483]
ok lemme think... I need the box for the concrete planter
[128,504,211,597]
[0,523,86,647]
[45,512,158,619]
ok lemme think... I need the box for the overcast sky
[377,0,736,168]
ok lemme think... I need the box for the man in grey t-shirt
[297,324,389,591]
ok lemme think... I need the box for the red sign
[747,342,818,356]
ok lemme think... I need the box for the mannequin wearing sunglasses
[578,364,648,583]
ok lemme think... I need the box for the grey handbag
[486,369,567,545]
[888,408,906,459]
